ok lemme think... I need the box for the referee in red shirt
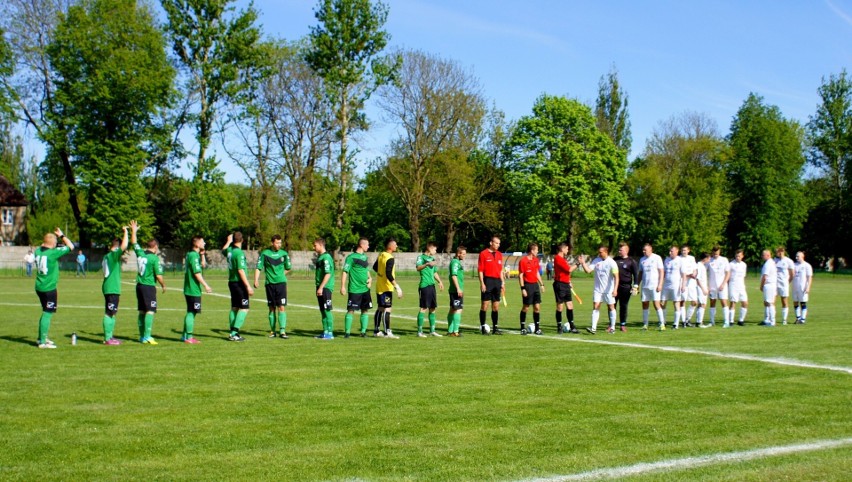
[478,236,505,334]
[518,243,545,334]
[553,242,579,334]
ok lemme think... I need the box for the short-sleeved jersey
[448,258,464,293]
[343,252,370,294]
[761,258,777,286]
[680,255,697,280]
[184,250,203,296]
[663,256,684,290]
[696,261,708,289]
[774,256,794,285]
[315,252,335,290]
[639,254,664,289]
[375,251,395,293]
[416,254,437,288]
[102,248,124,295]
[518,255,540,284]
[793,261,813,290]
[34,245,71,292]
[133,244,163,286]
[478,249,503,279]
[727,260,747,289]
[553,255,573,283]
[590,257,618,293]
[226,246,247,283]
[257,249,291,285]
[708,256,730,289]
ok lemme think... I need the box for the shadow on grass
[0,335,36,346]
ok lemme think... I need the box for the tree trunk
[58,142,86,247]
[409,207,420,253]
[444,222,456,254]
[333,92,349,260]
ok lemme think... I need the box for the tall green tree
[726,93,807,261]
[806,70,852,266]
[595,66,631,155]
[305,0,397,251]
[505,94,632,250]
[627,112,730,252]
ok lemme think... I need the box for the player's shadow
[0,335,36,346]
[286,328,332,338]
[74,331,107,344]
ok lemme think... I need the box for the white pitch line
[522,437,852,481]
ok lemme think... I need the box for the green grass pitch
[0,271,850,481]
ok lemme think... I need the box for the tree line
[0,0,849,268]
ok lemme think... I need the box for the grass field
[0,271,850,481]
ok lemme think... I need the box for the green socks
[183,312,195,339]
[428,312,436,332]
[345,313,353,334]
[228,310,236,331]
[417,312,425,332]
[103,315,115,341]
[278,311,287,332]
[268,311,276,331]
[38,312,53,344]
[143,313,154,339]
[231,310,248,336]
[359,313,369,333]
[325,310,334,332]
[137,313,145,338]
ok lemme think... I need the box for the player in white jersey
[578,246,619,334]
[726,249,749,327]
[680,245,698,326]
[694,253,710,327]
[792,251,813,323]
[662,246,687,329]
[759,250,777,326]
[707,246,730,326]
[773,247,795,324]
[638,243,665,330]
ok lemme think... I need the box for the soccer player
[183,236,213,344]
[446,246,466,337]
[774,247,795,325]
[101,224,129,345]
[478,236,505,335]
[680,245,698,326]
[33,227,74,348]
[792,251,813,324]
[373,238,403,338]
[661,246,685,330]
[552,243,579,334]
[416,241,445,337]
[131,223,166,344]
[694,253,711,327]
[613,242,639,332]
[578,246,619,334]
[340,237,372,338]
[707,246,731,326]
[223,232,254,342]
[254,234,292,338]
[314,237,335,339]
[726,249,748,327]
[638,243,665,330]
[518,243,545,335]
[759,249,777,326]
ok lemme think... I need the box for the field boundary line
[520,437,852,481]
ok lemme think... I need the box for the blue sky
[224,0,852,180]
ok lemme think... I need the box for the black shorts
[265,283,287,308]
[136,284,157,312]
[347,292,373,312]
[36,290,58,313]
[419,285,438,310]
[185,295,202,314]
[553,281,573,303]
[104,293,120,316]
[449,292,464,310]
[522,282,542,306]
[228,281,250,309]
[481,276,502,302]
[317,288,333,312]
[377,291,393,308]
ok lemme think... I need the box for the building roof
[0,175,28,206]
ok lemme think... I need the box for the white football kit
[708,256,729,300]
[662,256,684,303]
[640,254,664,302]
[792,261,813,303]
[774,256,794,298]
[727,260,748,303]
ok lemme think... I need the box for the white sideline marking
[522,437,852,481]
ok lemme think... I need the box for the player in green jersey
[340,237,372,338]
[101,224,129,345]
[130,220,166,345]
[223,232,254,342]
[254,234,292,338]
[182,236,213,344]
[314,237,335,339]
[446,246,467,337]
[33,227,75,348]
[416,241,444,337]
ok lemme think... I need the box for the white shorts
[641,287,661,302]
[709,286,728,300]
[792,287,809,303]
[776,283,789,298]
[593,290,616,305]
[728,287,748,303]
[685,284,699,302]
[697,291,708,305]
[662,287,683,303]
[763,285,777,303]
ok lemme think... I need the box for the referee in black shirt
[613,242,639,331]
